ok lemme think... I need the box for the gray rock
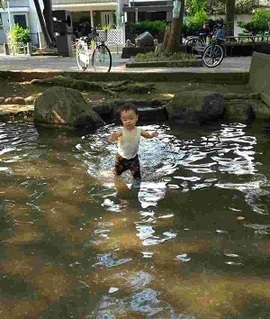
[34,86,105,130]
[92,101,116,119]
[249,100,270,119]
[135,31,154,47]
[226,100,253,121]
[165,90,225,124]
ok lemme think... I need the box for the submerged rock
[34,86,105,130]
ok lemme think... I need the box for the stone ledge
[126,60,202,68]
[0,104,34,115]
[0,104,34,121]
[0,70,249,84]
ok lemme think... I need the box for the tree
[1,0,55,48]
[33,0,55,48]
[185,0,206,15]
[163,0,185,53]
[226,0,235,36]
[0,0,6,9]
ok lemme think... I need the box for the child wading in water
[108,103,158,184]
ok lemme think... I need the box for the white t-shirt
[118,127,141,159]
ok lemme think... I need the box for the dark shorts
[114,153,141,180]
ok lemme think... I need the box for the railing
[76,28,124,46]
[9,42,32,55]
[226,35,270,43]
[52,0,116,4]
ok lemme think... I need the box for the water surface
[1,120,270,319]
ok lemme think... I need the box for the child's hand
[108,131,119,142]
[141,130,159,139]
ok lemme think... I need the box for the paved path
[0,54,251,74]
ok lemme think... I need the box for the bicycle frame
[75,28,112,72]
[202,37,224,68]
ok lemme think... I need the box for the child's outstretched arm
[141,130,158,139]
[108,129,122,142]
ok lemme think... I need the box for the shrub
[130,20,167,36]
[238,8,270,34]
[134,51,196,62]
[9,23,31,45]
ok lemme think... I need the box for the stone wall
[249,52,270,106]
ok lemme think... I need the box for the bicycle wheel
[76,40,90,71]
[202,44,224,68]
[92,44,112,72]
[185,37,204,54]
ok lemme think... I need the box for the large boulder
[225,100,253,121]
[165,90,225,124]
[135,31,154,47]
[249,99,270,119]
[34,86,105,130]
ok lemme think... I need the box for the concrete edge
[126,60,202,68]
[0,70,249,84]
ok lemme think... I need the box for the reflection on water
[1,120,270,318]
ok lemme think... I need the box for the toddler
[108,103,158,182]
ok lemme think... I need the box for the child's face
[120,109,138,130]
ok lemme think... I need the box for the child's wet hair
[119,103,138,115]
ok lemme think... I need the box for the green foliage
[237,8,270,34]
[183,9,209,36]
[130,21,167,36]
[134,51,196,62]
[0,0,7,9]
[9,23,31,45]
[235,0,259,14]
[185,0,207,15]
[205,0,258,14]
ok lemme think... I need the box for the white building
[0,0,44,46]
[0,0,269,46]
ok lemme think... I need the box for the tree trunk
[163,25,171,48]
[43,0,56,47]
[164,0,185,53]
[33,0,53,48]
[226,0,235,36]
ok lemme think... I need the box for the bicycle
[75,27,112,72]
[184,35,207,55]
[202,36,225,68]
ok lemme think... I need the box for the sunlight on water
[1,120,270,318]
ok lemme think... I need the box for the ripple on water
[93,253,133,268]
[2,120,270,318]
[91,288,189,318]
[0,122,38,163]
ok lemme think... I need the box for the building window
[14,14,27,29]
[101,12,114,28]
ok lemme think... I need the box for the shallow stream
[1,119,270,319]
